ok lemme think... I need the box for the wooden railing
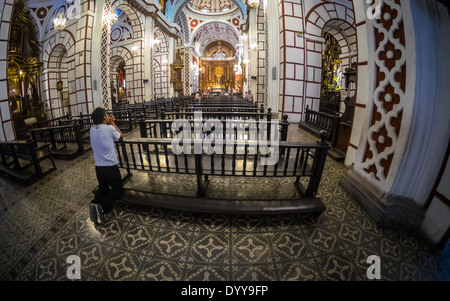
[0,140,57,184]
[160,109,270,121]
[303,107,339,142]
[76,109,135,132]
[30,123,88,159]
[115,131,329,199]
[35,113,72,128]
[180,105,264,113]
[139,115,290,142]
[192,101,256,107]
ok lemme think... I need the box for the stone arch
[110,46,134,106]
[109,46,135,104]
[41,30,77,119]
[300,2,358,159]
[110,47,134,72]
[153,29,170,98]
[321,18,358,114]
[304,2,357,100]
[323,19,357,66]
[170,0,246,23]
[110,0,145,104]
[175,10,189,45]
[111,1,144,40]
[305,2,355,37]
[191,20,240,53]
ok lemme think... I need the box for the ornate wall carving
[360,0,406,186]
[101,1,112,109]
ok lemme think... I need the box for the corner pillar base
[339,169,425,233]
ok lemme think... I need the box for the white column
[265,0,280,112]
[242,36,249,94]
[143,16,154,102]
[391,0,450,204]
[248,5,258,97]
[91,0,105,109]
[168,36,175,97]
[182,46,193,96]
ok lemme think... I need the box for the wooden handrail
[115,132,329,199]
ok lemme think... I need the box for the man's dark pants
[93,165,123,214]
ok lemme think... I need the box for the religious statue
[27,83,34,101]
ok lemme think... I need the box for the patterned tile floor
[0,125,449,282]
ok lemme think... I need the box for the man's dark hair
[91,107,106,125]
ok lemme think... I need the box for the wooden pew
[0,140,57,185]
[114,131,330,215]
[76,109,135,133]
[298,106,339,143]
[179,104,265,113]
[160,109,270,121]
[30,123,89,160]
[139,114,290,142]
[35,113,72,128]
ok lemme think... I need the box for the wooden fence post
[304,130,330,198]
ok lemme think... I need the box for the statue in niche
[27,83,34,101]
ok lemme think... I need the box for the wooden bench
[77,109,135,133]
[298,107,339,143]
[192,102,256,107]
[179,105,264,113]
[139,114,290,142]
[122,103,159,121]
[114,130,330,215]
[35,114,72,128]
[105,109,135,132]
[160,109,270,122]
[0,140,57,185]
[30,123,90,160]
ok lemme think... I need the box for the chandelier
[247,0,260,8]
[53,13,66,31]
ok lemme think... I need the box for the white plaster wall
[390,0,450,205]
[143,17,154,101]
[265,0,280,113]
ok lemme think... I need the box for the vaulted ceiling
[169,0,246,57]
[186,0,239,14]
[166,0,247,22]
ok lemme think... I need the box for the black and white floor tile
[0,125,449,281]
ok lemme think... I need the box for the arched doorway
[47,45,72,119]
[303,3,358,161]
[41,30,77,121]
[110,56,127,108]
[7,2,44,140]
[199,41,237,95]
[153,29,170,99]
[109,3,144,105]
[320,20,358,157]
